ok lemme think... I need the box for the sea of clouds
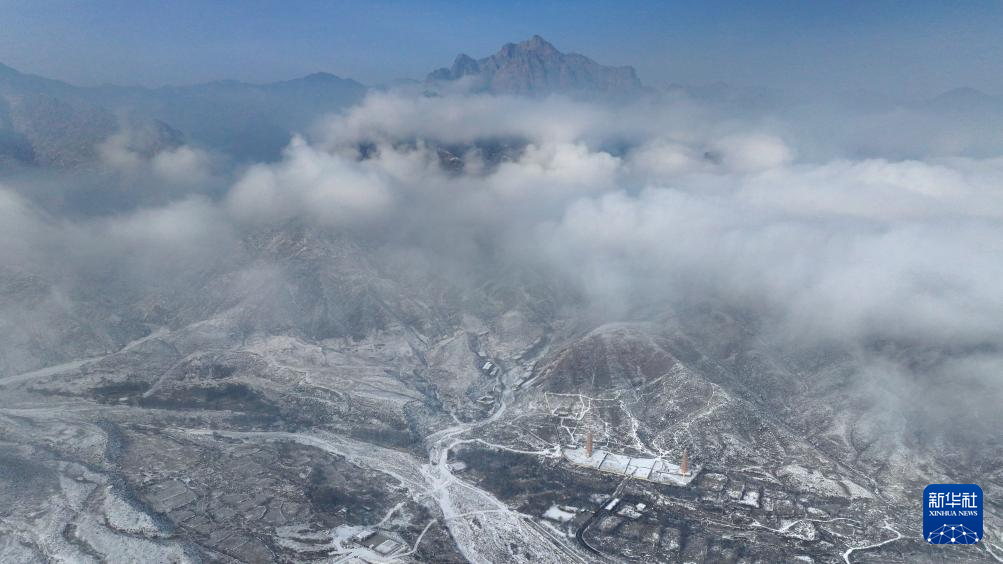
[1,89,1000,441]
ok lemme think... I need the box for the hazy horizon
[4,0,1003,98]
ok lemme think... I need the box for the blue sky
[2,0,1002,97]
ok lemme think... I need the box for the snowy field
[563,447,697,486]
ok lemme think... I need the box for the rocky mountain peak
[502,35,560,57]
[448,54,481,78]
[426,35,643,100]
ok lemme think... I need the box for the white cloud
[316,91,606,148]
[627,141,709,178]
[227,136,394,226]
[712,133,793,172]
[487,142,620,200]
[6,89,1003,421]
[151,145,212,185]
[98,129,212,186]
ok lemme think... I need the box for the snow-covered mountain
[0,37,999,564]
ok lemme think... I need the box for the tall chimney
[586,431,593,458]
[680,448,689,475]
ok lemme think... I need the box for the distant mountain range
[0,63,367,167]
[0,63,181,168]
[2,36,1002,169]
[0,36,649,169]
[427,35,645,99]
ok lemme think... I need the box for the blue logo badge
[923,484,983,544]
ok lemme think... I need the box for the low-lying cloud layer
[1,90,1001,437]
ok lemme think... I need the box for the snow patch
[542,505,576,522]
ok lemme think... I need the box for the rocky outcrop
[427,35,643,99]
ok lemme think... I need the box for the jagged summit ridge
[427,35,643,99]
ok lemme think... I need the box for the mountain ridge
[0,62,369,165]
[427,35,644,99]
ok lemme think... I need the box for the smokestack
[586,430,593,458]
[680,448,689,475]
